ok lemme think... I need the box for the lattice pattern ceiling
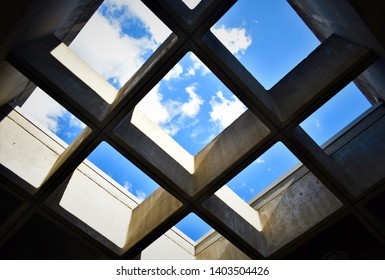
[2,0,385,259]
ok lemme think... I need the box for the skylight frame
[2,0,380,259]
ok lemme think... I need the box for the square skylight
[211,0,320,89]
[87,141,159,201]
[226,141,300,202]
[300,82,372,147]
[136,52,247,155]
[68,0,172,90]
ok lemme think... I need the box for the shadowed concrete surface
[1,0,385,259]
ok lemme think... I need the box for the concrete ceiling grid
[1,0,385,259]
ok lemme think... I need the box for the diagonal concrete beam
[123,187,186,258]
[111,110,194,200]
[193,110,271,199]
[8,35,110,125]
[270,34,376,126]
[199,187,266,258]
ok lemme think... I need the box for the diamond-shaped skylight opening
[226,141,300,202]
[175,212,213,242]
[86,141,159,201]
[136,52,247,155]
[67,0,172,90]
[300,82,372,147]
[182,0,201,9]
[20,88,86,145]
[211,0,320,89]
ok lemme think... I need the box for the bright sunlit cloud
[209,91,247,129]
[211,24,252,56]
[186,53,211,77]
[21,89,66,133]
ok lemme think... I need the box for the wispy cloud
[135,189,147,201]
[137,84,203,136]
[136,84,171,125]
[21,88,86,142]
[211,24,252,56]
[209,90,247,130]
[164,63,183,81]
[255,157,265,164]
[21,88,67,133]
[69,0,172,88]
[123,181,133,192]
[186,53,210,77]
[69,115,86,129]
[70,11,154,88]
[122,181,146,201]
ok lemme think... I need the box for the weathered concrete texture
[202,193,266,258]
[125,188,184,252]
[55,169,133,249]
[0,107,61,192]
[332,114,385,197]
[257,172,342,256]
[288,0,385,105]
[196,236,250,260]
[270,35,374,124]
[141,230,195,260]
[194,110,270,196]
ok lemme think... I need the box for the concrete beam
[270,34,375,126]
[124,187,185,257]
[200,189,266,258]
[196,236,250,260]
[288,0,385,106]
[256,172,342,257]
[194,110,270,198]
[8,35,110,125]
[332,113,385,197]
[0,61,34,107]
[112,111,194,199]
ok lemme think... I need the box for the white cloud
[136,84,171,125]
[137,84,203,136]
[315,119,321,129]
[164,63,183,81]
[122,181,146,201]
[186,53,210,77]
[209,91,247,129]
[69,115,86,129]
[255,158,265,164]
[211,24,252,56]
[21,88,87,135]
[135,189,147,201]
[181,85,204,118]
[70,11,154,87]
[105,0,171,44]
[21,88,66,133]
[123,181,133,192]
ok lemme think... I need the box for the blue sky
[20,0,372,242]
